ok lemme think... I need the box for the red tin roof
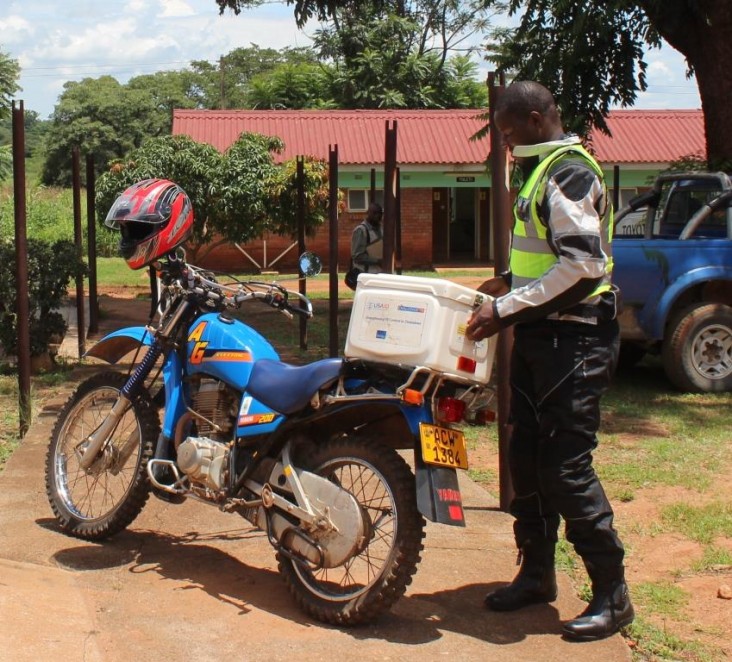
[173,109,490,165]
[595,110,705,164]
[172,108,705,166]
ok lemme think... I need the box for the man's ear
[528,110,544,130]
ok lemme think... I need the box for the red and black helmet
[105,179,194,270]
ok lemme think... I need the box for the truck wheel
[662,303,732,392]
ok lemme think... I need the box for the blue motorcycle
[45,252,494,625]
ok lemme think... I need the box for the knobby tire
[277,437,425,625]
[45,371,158,540]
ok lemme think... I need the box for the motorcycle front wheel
[45,371,158,540]
[278,436,425,625]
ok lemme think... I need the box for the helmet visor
[105,207,167,230]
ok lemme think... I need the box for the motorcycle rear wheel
[277,437,425,625]
[45,371,158,540]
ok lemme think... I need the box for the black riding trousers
[508,319,625,570]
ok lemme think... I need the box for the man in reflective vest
[466,80,633,641]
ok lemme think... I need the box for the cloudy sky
[1,0,701,119]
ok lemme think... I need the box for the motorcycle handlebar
[180,264,313,320]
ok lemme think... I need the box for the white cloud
[159,0,196,18]
[647,60,671,78]
[0,14,34,45]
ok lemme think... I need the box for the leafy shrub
[0,239,86,357]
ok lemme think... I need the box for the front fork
[79,300,192,469]
[78,342,164,470]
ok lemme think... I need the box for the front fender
[647,266,732,338]
[85,326,153,364]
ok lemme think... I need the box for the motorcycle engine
[177,436,228,491]
[177,378,238,492]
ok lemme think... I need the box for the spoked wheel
[45,371,159,540]
[278,437,425,625]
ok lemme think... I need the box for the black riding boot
[484,539,558,611]
[562,566,634,641]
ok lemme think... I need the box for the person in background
[350,202,384,275]
[466,80,634,642]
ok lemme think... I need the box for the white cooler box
[345,273,497,384]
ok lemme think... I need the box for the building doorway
[449,187,477,262]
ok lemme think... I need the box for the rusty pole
[395,166,402,274]
[383,120,398,274]
[86,154,99,334]
[488,72,515,512]
[72,147,85,358]
[328,145,339,357]
[12,101,31,438]
[296,156,308,350]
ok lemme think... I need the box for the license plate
[419,423,468,469]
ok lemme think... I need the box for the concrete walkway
[0,295,631,661]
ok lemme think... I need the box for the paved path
[0,295,631,661]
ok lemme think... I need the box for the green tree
[42,76,159,186]
[41,71,207,187]
[96,135,221,247]
[127,70,200,133]
[217,1,494,109]
[247,62,335,109]
[491,0,731,168]
[0,47,20,181]
[95,134,330,261]
[190,45,320,109]
[217,1,732,167]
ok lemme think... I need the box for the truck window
[652,185,725,238]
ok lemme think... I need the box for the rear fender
[415,454,465,527]
[84,326,153,364]
[304,400,466,527]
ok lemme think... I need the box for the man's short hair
[495,81,557,120]
[368,202,383,216]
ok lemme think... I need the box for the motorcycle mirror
[299,252,322,277]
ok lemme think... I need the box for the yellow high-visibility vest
[509,144,614,297]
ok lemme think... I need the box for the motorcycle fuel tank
[186,312,279,391]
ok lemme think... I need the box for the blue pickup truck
[613,172,732,392]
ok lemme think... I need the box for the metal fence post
[72,147,85,358]
[86,154,99,334]
[328,145,339,358]
[489,72,515,512]
[12,100,31,437]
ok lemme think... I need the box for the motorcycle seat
[247,358,344,415]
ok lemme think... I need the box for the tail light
[435,397,466,424]
[456,356,477,374]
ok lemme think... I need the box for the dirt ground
[469,441,732,659]
[73,283,732,658]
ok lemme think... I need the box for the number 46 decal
[188,321,208,365]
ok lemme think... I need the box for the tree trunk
[642,0,732,167]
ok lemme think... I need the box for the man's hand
[466,300,501,341]
[477,276,510,297]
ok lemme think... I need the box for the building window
[347,189,384,212]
